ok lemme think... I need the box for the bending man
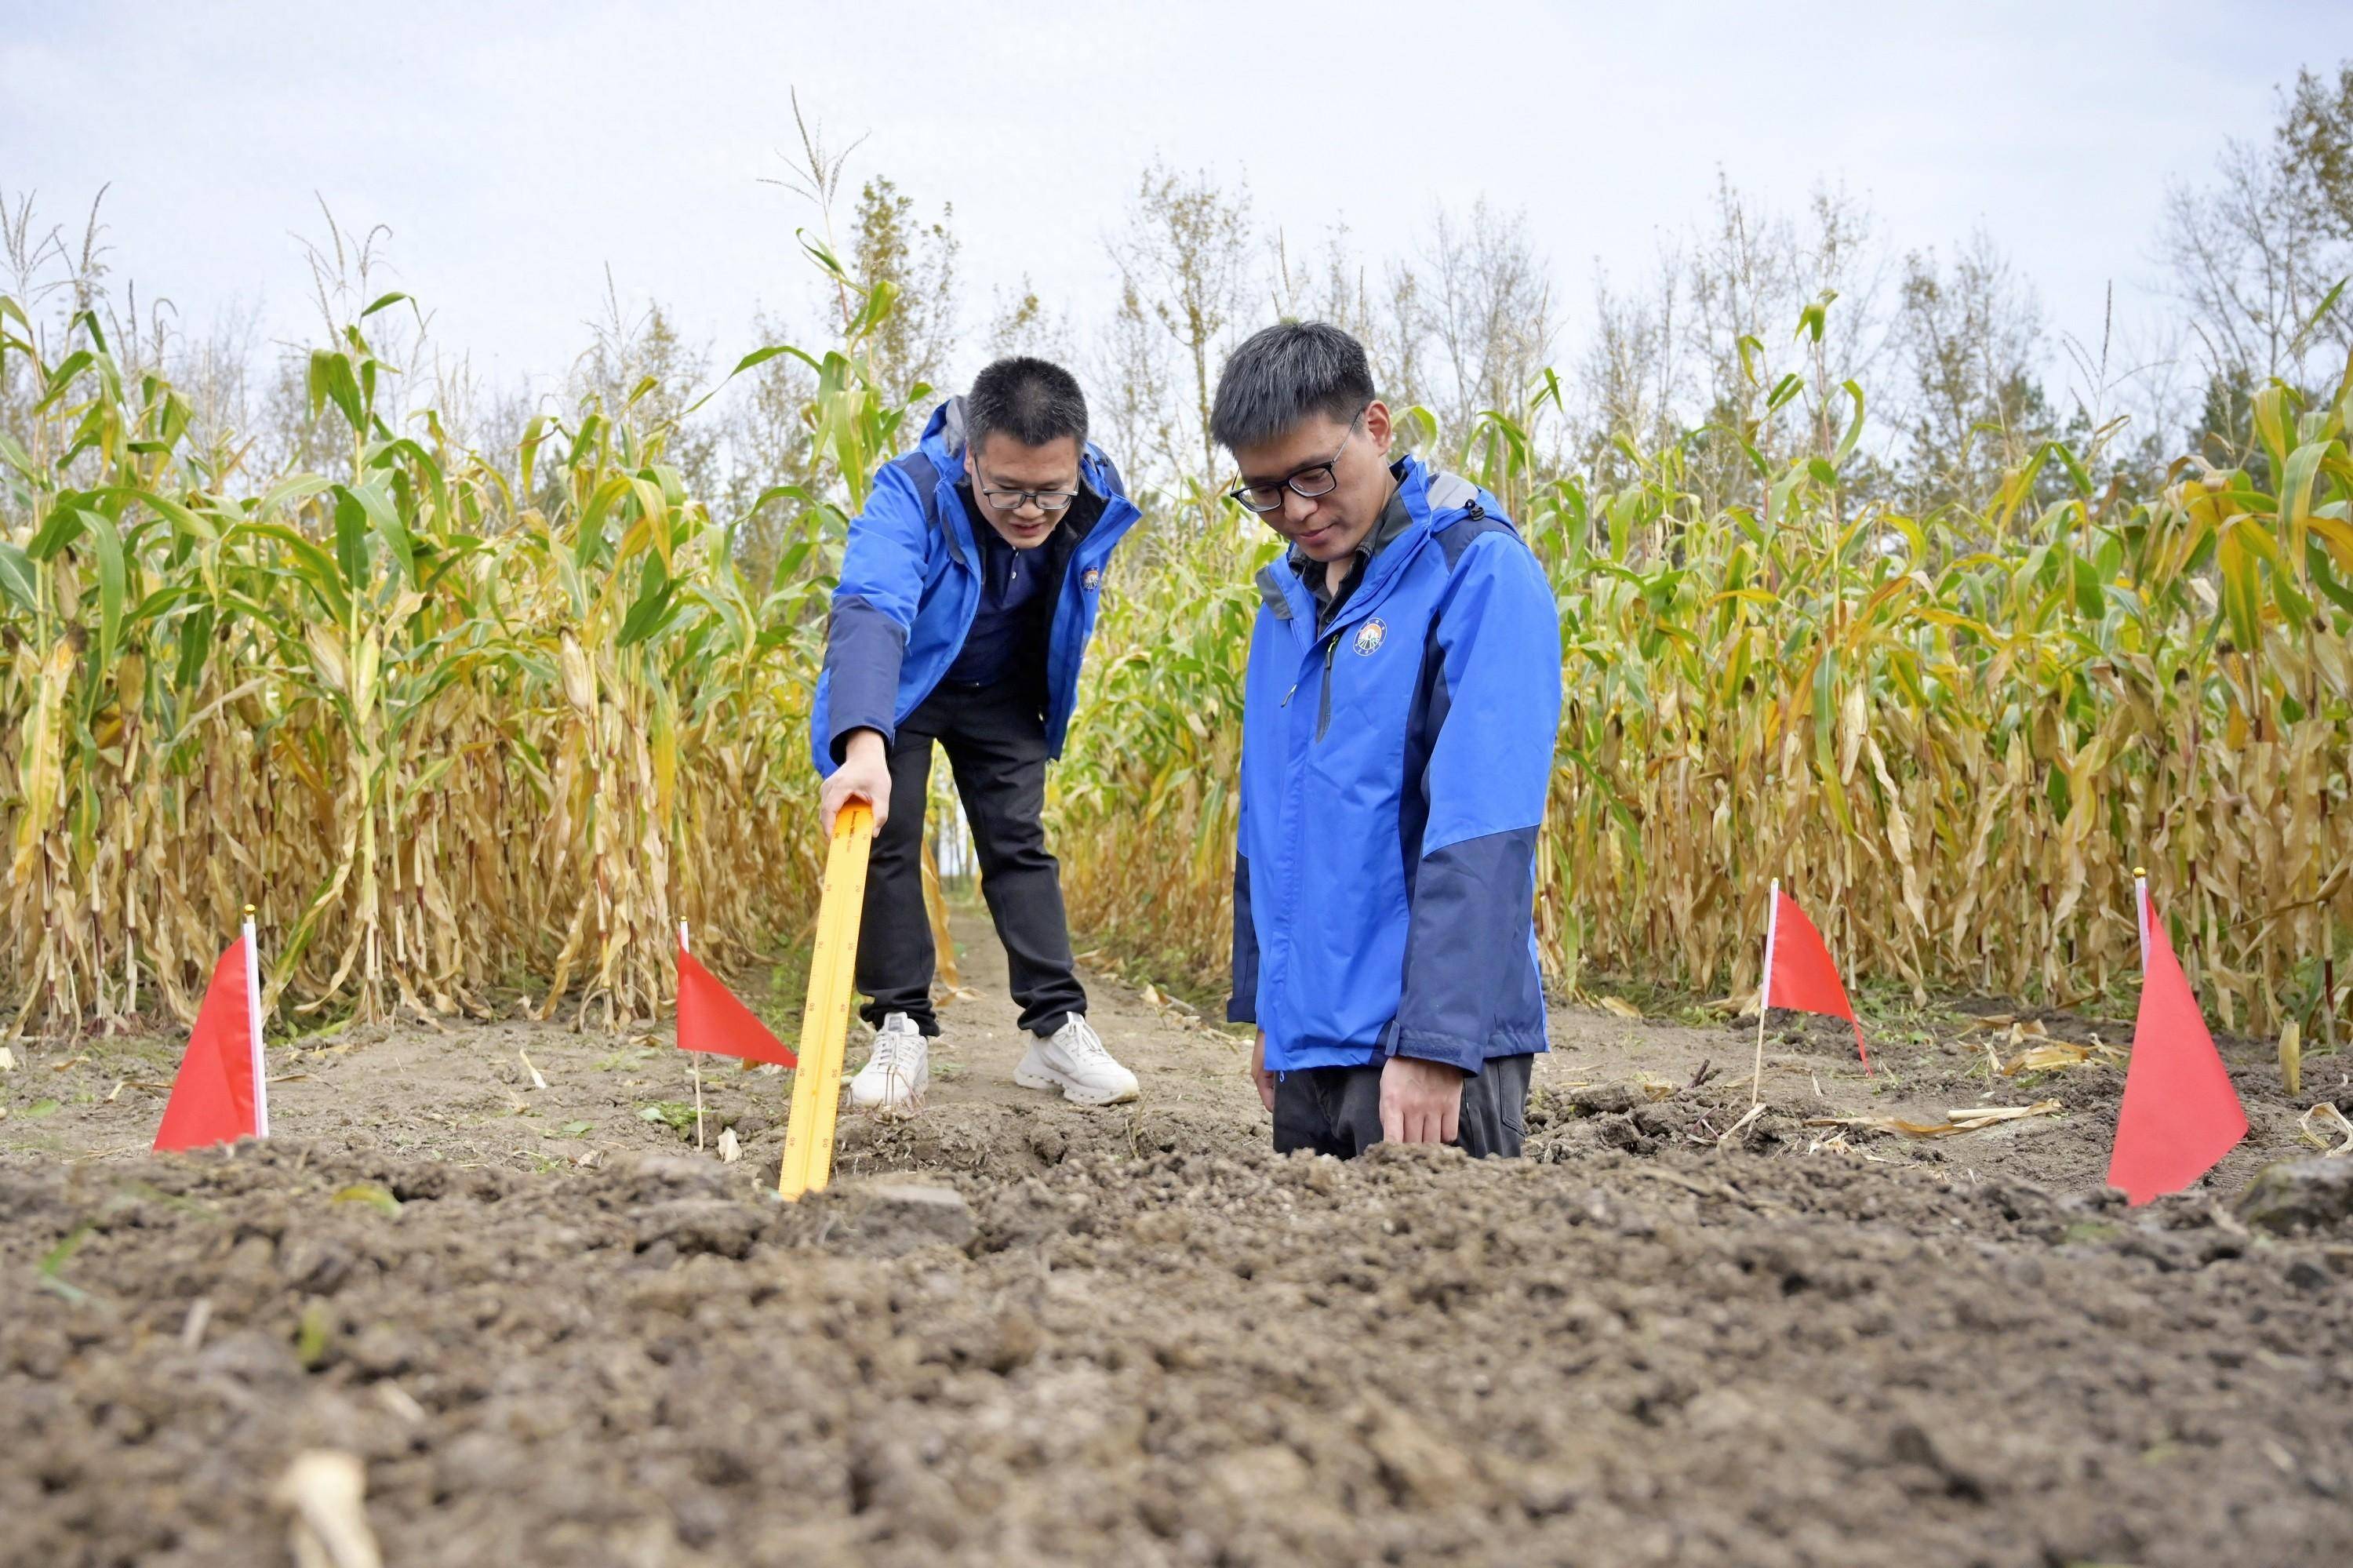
[813,358,1143,1110]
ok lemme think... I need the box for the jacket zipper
[1315,635,1340,741]
[1282,631,1339,713]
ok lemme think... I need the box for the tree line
[5,65,2349,578]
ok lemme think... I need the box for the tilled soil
[5,911,2351,1566]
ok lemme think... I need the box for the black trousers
[854,677,1086,1038]
[1272,1054,1535,1159]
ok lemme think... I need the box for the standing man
[813,358,1143,1111]
[1216,322,1562,1157]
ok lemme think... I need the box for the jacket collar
[1286,468,1415,591]
[919,395,970,478]
[1333,455,1455,607]
[1259,455,1486,638]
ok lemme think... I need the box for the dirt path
[6,901,2325,1194]
[4,908,2351,1566]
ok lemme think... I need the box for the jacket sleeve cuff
[825,714,896,769]
[1382,1026,1484,1076]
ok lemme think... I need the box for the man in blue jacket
[813,357,1143,1111]
[1216,322,1562,1156]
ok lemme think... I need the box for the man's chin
[1289,524,1356,559]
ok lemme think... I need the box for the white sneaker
[1015,1015,1140,1106]
[849,1013,929,1111]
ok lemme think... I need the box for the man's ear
[1364,399,1394,453]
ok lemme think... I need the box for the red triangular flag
[2107,890,2247,1205]
[1764,886,1870,1070]
[155,936,264,1151]
[678,939,798,1068]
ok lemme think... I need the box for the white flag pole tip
[242,908,268,1139]
[2132,868,2150,967]
[1752,879,1781,1108]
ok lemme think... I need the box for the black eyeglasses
[979,486,1080,514]
[1228,411,1363,515]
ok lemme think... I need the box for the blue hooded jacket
[1230,457,1562,1075]
[810,396,1143,773]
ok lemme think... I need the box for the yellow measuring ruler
[778,803,875,1199]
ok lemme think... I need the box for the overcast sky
[1,0,2334,406]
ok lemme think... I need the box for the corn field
[0,271,928,1035]
[5,262,2352,1039]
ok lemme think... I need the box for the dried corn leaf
[1999,1040,2124,1076]
[2297,1102,2353,1155]
[1806,1100,2060,1139]
[1947,1101,2063,1125]
[1715,1104,1766,1148]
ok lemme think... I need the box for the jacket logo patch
[1354,618,1387,657]
[1082,568,1103,592]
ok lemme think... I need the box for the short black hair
[1210,321,1375,451]
[966,356,1088,453]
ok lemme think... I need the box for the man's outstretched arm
[820,463,930,831]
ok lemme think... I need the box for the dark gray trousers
[854,676,1086,1038]
[1271,1053,1535,1159]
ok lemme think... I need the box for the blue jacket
[1230,457,1562,1075]
[810,397,1143,773]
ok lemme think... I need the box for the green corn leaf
[27,504,89,562]
[348,478,416,588]
[84,511,125,670]
[0,540,35,613]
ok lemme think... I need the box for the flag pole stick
[244,904,269,1139]
[680,919,704,1152]
[2133,867,2149,970]
[1752,879,1780,1109]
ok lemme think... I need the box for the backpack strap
[1087,444,1127,502]
[891,448,966,565]
[894,448,940,496]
